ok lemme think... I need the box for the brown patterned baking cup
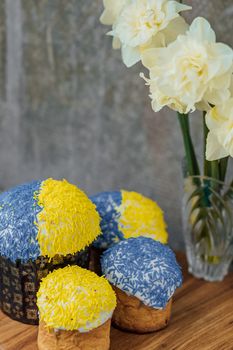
[0,248,90,325]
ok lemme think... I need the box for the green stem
[177,112,200,177]
[211,161,219,180]
[210,160,220,190]
[203,112,211,177]
[219,157,229,182]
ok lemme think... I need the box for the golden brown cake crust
[112,286,172,333]
[38,319,111,350]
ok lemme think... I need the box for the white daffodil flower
[206,99,233,160]
[100,0,191,67]
[142,17,233,114]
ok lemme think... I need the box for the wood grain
[0,253,233,350]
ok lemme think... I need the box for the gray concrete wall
[0,0,232,250]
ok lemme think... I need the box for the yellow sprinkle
[117,190,168,244]
[37,266,116,331]
[36,178,101,258]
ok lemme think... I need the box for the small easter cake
[0,178,101,324]
[90,190,168,249]
[37,265,116,350]
[101,237,182,333]
[89,190,168,273]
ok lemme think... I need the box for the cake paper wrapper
[0,248,90,325]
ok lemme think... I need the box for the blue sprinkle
[0,181,43,262]
[101,237,182,309]
[90,191,124,249]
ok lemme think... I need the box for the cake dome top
[37,265,116,332]
[90,190,168,249]
[0,178,101,262]
[101,237,182,309]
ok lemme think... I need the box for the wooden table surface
[0,254,233,350]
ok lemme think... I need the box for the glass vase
[182,176,233,282]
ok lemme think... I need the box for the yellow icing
[36,178,101,258]
[117,190,168,243]
[37,266,116,331]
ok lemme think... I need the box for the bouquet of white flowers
[100,0,233,281]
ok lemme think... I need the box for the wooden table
[0,254,233,350]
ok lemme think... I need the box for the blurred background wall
[0,0,232,250]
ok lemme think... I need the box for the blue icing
[101,237,182,309]
[0,181,43,262]
[90,191,124,249]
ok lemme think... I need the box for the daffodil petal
[100,9,115,25]
[188,17,216,43]
[165,1,191,21]
[112,37,121,49]
[206,132,229,161]
[121,45,141,67]
[100,0,128,25]
[141,48,161,69]
[160,16,189,45]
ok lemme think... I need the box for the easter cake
[89,190,168,273]
[37,265,116,350]
[0,178,101,324]
[101,237,182,333]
